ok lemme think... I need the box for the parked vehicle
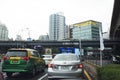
[48,53,83,79]
[42,55,53,66]
[112,55,120,63]
[2,48,46,77]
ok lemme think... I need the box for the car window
[53,54,79,61]
[43,55,52,58]
[32,51,40,57]
[6,50,27,57]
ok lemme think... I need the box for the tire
[31,67,36,77]
[0,73,4,80]
[6,72,12,77]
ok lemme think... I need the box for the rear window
[6,50,27,57]
[43,55,52,58]
[53,54,79,61]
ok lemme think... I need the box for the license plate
[61,66,69,70]
[10,57,21,59]
[12,60,18,63]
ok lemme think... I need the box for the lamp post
[99,26,105,67]
[100,32,107,66]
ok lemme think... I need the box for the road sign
[45,48,52,54]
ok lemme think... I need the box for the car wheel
[0,73,4,80]
[6,72,12,77]
[41,68,45,72]
[31,67,36,77]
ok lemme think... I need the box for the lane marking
[38,73,48,80]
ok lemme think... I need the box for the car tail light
[48,64,54,68]
[78,64,83,68]
[22,56,29,61]
[3,56,9,60]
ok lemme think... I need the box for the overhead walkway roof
[110,0,120,39]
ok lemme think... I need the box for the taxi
[2,48,45,77]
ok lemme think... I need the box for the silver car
[48,53,83,79]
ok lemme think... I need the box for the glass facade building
[72,20,102,40]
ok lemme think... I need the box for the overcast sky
[0,0,114,40]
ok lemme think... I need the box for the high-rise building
[49,12,67,40]
[72,20,102,40]
[0,23,8,40]
[68,25,74,39]
[15,35,22,41]
[39,35,49,41]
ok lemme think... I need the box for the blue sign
[59,47,75,53]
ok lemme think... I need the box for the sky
[0,0,114,40]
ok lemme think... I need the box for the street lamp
[99,26,105,67]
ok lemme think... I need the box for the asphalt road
[0,63,86,80]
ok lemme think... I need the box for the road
[3,71,47,80]
[0,63,87,80]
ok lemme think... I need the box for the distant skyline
[0,0,114,40]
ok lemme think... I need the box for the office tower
[49,12,67,40]
[15,35,22,41]
[39,35,49,41]
[0,23,8,40]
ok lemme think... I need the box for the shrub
[97,64,120,80]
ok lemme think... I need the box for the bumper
[48,69,83,79]
[2,69,29,72]
[2,65,32,73]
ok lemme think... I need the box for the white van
[42,55,53,66]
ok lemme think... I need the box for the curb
[84,70,92,80]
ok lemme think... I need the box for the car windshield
[53,54,79,61]
[6,50,27,57]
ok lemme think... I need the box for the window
[32,51,40,57]
[6,50,27,57]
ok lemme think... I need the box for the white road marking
[38,73,48,80]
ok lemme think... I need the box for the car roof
[8,48,37,51]
[56,53,77,55]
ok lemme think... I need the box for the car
[48,53,83,79]
[111,55,120,63]
[0,72,4,80]
[42,54,53,66]
[2,48,46,77]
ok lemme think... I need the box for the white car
[42,55,53,66]
[48,53,83,79]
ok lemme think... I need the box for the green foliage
[97,64,120,80]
